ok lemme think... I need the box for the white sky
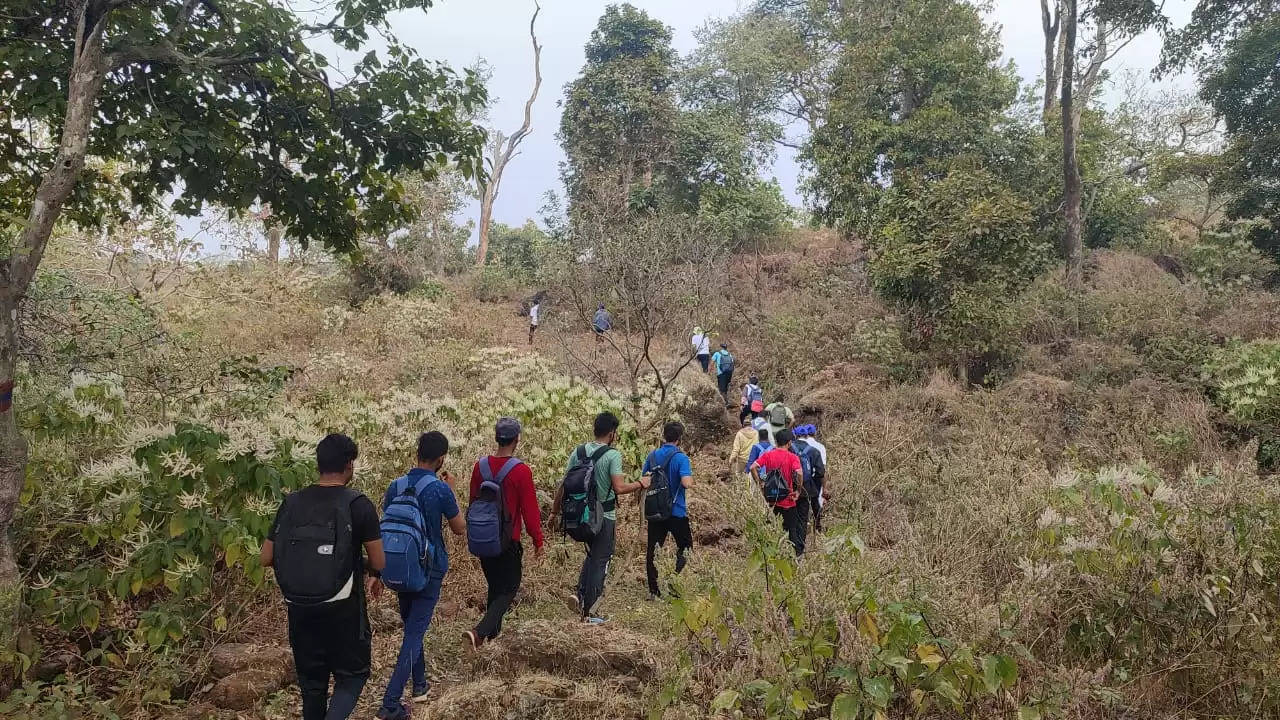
[189,0,1199,250]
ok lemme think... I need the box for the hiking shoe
[463,630,483,652]
[376,703,411,720]
[411,683,431,703]
[583,615,609,625]
[645,592,660,602]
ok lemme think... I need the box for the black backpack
[272,487,363,605]
[718,352,735,374]
[561,445,614,542]
[643,448,681,523]
[761,466,791,506]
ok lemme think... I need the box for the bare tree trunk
[475,2,542,267]
[1062,0,1084,288]
[1041,0,1061,120]
[0,9,110,612]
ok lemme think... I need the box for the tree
[475,2,543,267]
[1199,12,1280,256]
[0,0,485,597]
[1062,0,1085,286]
[807,0,1020,234]
[487,220,556,278]
[559,4,678,204]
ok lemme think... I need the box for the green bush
[467,265,524,303]
[1208,339,1280,426]
[1186,219,1278,293]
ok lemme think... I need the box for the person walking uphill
[692,327,711,373]
[376,432,465,719]
[464,418,544,651]
[750,429,807,556]
[740,375,765,425]
[711,343,735,408]
[789,427,826,534]
[642,422,694,600]
[553,411,648,624]
[764,399,794,445]
[262,434,384,720]
[593,303,612,344]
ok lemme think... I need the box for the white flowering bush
[1209,340,1280,426]
[1014,463,1280,713]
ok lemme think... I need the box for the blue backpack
[467,457,521,559]
[379,474,435,593]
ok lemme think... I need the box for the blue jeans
[380,577,442,712]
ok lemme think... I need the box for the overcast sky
[194,1,1199,251]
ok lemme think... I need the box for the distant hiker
[711,343,735,407]
[464,418,544,651]
[750,428,807,555]
[739,375,765,424]
[790,426,827,534]
[553,412,648,624]
[692,327,711,373]
[764,400,794,445]
[261,434,384,720]
[377,432,465,719]
[642,421,694,600]
[729,417,758,475]
[592,304,613,343]
[528,298,542,345]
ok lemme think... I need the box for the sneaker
[411,684,431,703]
[463,630,483,653]
[583,615,609,625]
[645,592,661,602]
[376,703,411,720]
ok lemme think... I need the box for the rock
[435,599,462,619]
[209,643,292,680]
[370,604,402,632]
[696,522,740,547]
[208,668,288,711]
[30,652,76,682]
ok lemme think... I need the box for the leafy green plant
[1185,219,1278,292]
[1208,340,1280,425]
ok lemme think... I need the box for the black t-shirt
[268,485,380,583]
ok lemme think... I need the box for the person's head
[749,375,759,386]
[598,303,605,310]
[662,421,684,445]
[720,343,728,350]
[316,433,359,484]
[757,428,770,443]
[741,416,751,428]
[495,417,522,451]
[593,411,620,445]
[417,431,449,471]
[694,326,703,336]
[775,428,794,446]
[794,424,809,437]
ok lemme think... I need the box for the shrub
[1208,339,1280,426]
[468,265,524,303]
[347,245,425,303]
[1185,219,1278,293]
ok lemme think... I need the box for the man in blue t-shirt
[376,432,464,719]
[641,421,694,599]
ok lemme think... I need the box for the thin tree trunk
[1062,0,1084,288]
[0,7,109,609]
[266,223,283,263]
[1041,0,1061,120]
[476,181,496,265]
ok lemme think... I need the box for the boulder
[209,643,293,680]
[208,668,288,711]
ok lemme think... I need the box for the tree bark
[266,223,283,263]
[1062,0,1084,288]
[1041,0,1061,120]
[0,6,110,598]
[475,2,542,267]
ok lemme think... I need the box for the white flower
[1152,485,1179,504]
[1037,506,1064,529]
[1052,468,1080,489]
[159,449,200,479]
[1061,537,1099,554]
[177,490,207,510]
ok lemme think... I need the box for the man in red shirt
[749,428,808,556]
[464,418,544,650]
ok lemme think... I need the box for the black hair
[417,431,449,462]
[775,429,794,446]
[316,433,358,474]
[663,421,684,444]
[749,375,759,385]
[593,411,620,439]
[757,428,770,442]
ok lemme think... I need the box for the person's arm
[749,462,763,486]
[550,484,564,530]
[259,539,274,568]
[364,539,385,572]
[679,454,693,489]
[517,469,545,552]
[786,407,795,424]
[442,483,465,536]
[611,450,647,495]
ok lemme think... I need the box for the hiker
[691,327,711,373]
[798,422,829,530]
[750,428,808,556]
[764,400,794,445]
[464,418,544,650]
[740,375,765,425]
[642,421,694,600]
[376,431,465,719]
[790,426,827,534]
[711,343,735,408]
[729,417,758,476]
[552,411,649,624]
[528,297,542,345]
[261,434,384,720]
[743,426,773,494]
[592,303,612,343]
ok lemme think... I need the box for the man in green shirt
[552,412,648,624]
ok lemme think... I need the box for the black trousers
[286,593,371,720]
[717,371,733,396]
[773,497,810,556]
[475,542,523,639]
[811,494,823,533]
[576,518,616,616]
[646,516,693,596]
[697,353,711,372]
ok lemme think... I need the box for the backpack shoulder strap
[574,444,589,466]
[477,457,494,484]
[589,445,613,463]
[493,456,522,484]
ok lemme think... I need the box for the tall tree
[475,2,543,267]
[558,4,678,205]
[0,0,485,599]
[1062,0,1085,286]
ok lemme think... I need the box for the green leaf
[830,694,860,720]
[1018,707,1042,720]
[710,689,739,712]
[862,676,892,708]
